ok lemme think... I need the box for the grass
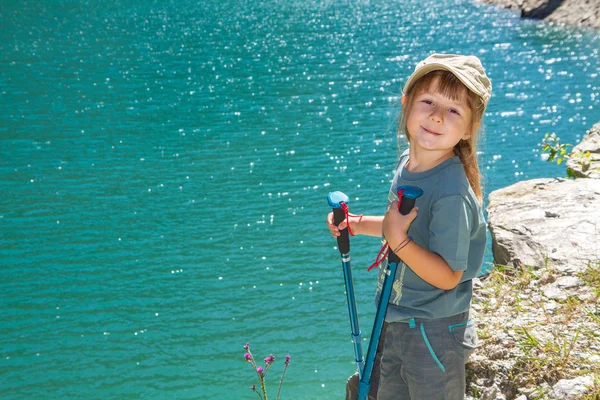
[562,296,582,324]
[469,260,600,399]
[578,261,600,301]
[512,326,582,384]
[478,263,538,313]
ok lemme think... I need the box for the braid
[454,139,482,205]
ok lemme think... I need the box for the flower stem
[260,374,268,400]
[246,348,258,369]
[264,362,273,376]
[276,364,289,400]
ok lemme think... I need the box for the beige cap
[403,53,492,107]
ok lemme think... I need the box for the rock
[345,372,377,400]
[475,147,600,397]
[479,0,600,30]
[488,348,510,360]
[567,122,600,179]
[518,386,538,396]
[543,284,567,300]
[479,384,506,400]
[555,276,584,289]
[548,375,595,399]
[487,178,600,271]
[585,353,600,363]
[544,286,567,300]
[544,300,558,313]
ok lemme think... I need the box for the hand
[382,201,418,248]
[326,212,348,238]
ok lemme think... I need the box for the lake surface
[1,0,599,398]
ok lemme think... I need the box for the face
[405,80,475,156]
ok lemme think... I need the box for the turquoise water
[1,0,599,398]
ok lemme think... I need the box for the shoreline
[480,0,600,31]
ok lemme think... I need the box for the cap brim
[402,63,483,101]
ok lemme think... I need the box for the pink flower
[244,353,252,361]
[285,355,291,365]
[256,366,263,374]
[264,354,275,364]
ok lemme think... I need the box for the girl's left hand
[382,201,418,248]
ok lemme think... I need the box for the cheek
[450,114,469,128]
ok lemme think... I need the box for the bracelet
[394,236,410,251]
[393,236,412,254]
[348,214,363,237]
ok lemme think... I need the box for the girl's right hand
[326,212,348,238]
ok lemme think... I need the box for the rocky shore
[480,0,600,30]
[466,123,600,399]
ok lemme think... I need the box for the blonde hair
[399,70,486,204]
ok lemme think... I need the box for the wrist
[348,215,363,235]
[393,235,412,254]
[388,233,409,250]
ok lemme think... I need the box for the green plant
[519,327,542,353]
[541,133,574,165]
[243,343,290,400]
[579,261,600,301]
[560,327,581,366]
[583,307,600,326]
[529,387,550,400]
[561,297,582,324]
[540,133,592,176]
[514,325,584,388]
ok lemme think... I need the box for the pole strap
[366,189,405,272]
[340,202,362,237]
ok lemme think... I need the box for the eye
[449,108,460,115]
[421,99,433,105]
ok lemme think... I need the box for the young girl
[328,54,491,399]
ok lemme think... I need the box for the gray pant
[377,312,478,400]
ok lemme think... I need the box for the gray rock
[548,375,595,399]
[567,122,600,179]
[479,384,506,400]
[585,353,600,363]
[544,301,558,313]
[487,178,600,271]
[543,284,567,300]
[518,386,538,396]
[555,276,584,288]
[479,0,600,30]
[514,395,527,400]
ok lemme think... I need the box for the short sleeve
[428,195,472,272]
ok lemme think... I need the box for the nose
[429,107,443,124]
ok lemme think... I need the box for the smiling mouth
[422,126,441,135]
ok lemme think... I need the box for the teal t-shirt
[375,150,487,322]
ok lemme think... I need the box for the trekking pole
[328,191,365,377]
[357,185,423,400]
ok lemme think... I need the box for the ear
[464,121,480,140]
[401,95,407,107]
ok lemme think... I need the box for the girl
[328,54,491,399]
